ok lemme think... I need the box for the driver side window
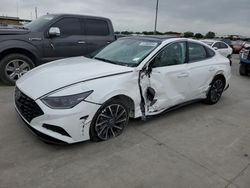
[52,18,81,36]
[153,42,187,68]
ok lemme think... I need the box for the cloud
[1,0,249,36]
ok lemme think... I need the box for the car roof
[120,35,180,42]
[201,39,218,43]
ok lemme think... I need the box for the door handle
[106,41,111,44]
[209,67,216,72]
[177,72,189,78]
[78,41,86,44]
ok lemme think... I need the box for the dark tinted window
[85,19,109,36]
[213,42,220,48]
[219,42,228,49]
[188,42,207,62]
[52,18,81,36]
[153,42,187,67]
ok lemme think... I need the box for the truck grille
[15,87,44,123]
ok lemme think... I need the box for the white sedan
[15,37,231,144]
[201,39,233,58]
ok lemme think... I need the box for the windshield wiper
[94,57,137,67]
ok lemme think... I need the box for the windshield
[94,38,160,67]
[25,15,56,31]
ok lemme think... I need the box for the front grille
[15,87,44,123]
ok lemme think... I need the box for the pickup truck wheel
[0,54,34,85]
[239,63,248,76]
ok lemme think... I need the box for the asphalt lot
[0,55,249,188]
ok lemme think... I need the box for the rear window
[189,42,207,62]
[85,19,110,36]
[205,46,216,57]
[219,42,228,49]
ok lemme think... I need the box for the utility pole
[154,0,159,35]
[16,0,19,17]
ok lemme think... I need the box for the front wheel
[90,99,129,142]
[205,76,225,105]
[0,54,34,85]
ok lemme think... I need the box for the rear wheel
[239,63,249,76]
[205,76,225,105]
[0,54,35,85]
[90,99,129,142]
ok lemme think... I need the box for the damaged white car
[15,36,231,144]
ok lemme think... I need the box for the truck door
[43,17,87,62]
[83,19,115,56]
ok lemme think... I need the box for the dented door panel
[140,64,191,115]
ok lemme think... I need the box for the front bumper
[15,95,101,144]
[16,109,67,144]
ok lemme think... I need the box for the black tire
[90,99,129,142]
[239,63,248,76]
[205,76,225,105]
[0,53,35,86]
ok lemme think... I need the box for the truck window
[85,19,109,36]
[52,18,81,36]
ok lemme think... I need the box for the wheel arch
[103,94,135,118]
[0,48,38,66]
[212,73,226,87]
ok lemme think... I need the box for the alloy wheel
[95,104,128,140]
[210,79,224,103]
[5,59,30,81]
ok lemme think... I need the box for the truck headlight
[41,90,93,109]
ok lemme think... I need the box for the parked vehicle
[201,39,233,60]
[231,40,245,54]
[15,36,231,144]
[0,14,115,85]
[220,38,233,48]
[239,46,250,76]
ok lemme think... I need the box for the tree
[194,33,204,39]
[164,31,181,35]
[142,31,154,35]
[183,32,194,38]
[205,31,215,39]
[120,31,133,35]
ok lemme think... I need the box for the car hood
[0,28,30,35]
[17,56,134,100]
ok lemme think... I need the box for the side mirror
[48,27,60,37]
[213,47,218,50]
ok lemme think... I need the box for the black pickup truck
[0,14,115,85]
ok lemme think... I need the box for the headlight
[41,90,93,109]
